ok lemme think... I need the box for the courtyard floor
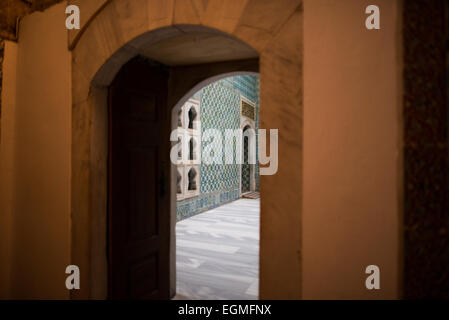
[175,198,260,300]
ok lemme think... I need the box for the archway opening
[174,75,260,300]
[97,25,260,300]
[71,0,303,300]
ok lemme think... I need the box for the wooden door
[108,57,170,300]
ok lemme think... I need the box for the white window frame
[177,98,201,199]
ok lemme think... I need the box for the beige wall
[0,0,403,299]
[0,2,71,299]
[303,0,401,299]
[67,0,108,49]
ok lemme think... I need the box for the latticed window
[177,109,183,127]
[189,138,196,160]
[177,170,182,194]
[188,107,197,129]
[177,98,200,200]
[177,137,182,160]
[188,168,197,191]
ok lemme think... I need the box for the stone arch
[71,0,303,299]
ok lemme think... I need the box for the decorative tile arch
[70,0,303,299]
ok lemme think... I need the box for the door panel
[127,147,158,240]
[108,57,170,300]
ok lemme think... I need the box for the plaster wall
[303,0,401,299]
[0,3,72,299]
[0,0,404,300]
[0,40,18,298]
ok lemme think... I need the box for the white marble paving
[175,198,260,300]
[178,239,240,254]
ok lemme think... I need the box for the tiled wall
[233,75,258,103]
[176,75,260,220]
[177,189,240,220]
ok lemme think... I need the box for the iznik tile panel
[177,75,260,221]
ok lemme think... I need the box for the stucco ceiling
[140,31,259,66]
[0,0,63,40]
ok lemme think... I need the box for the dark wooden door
[108,57,170,300]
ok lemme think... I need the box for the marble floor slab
[175,198,260,300]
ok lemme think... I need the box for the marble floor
[175,198,260,300]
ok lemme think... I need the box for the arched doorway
[108,58,259,299]
[70,0,302,300]
[242,127,251,193]
[174,75,260,299]
[241,123,256,194]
